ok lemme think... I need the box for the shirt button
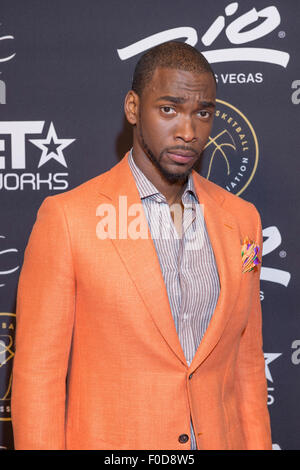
[178,434,189,444]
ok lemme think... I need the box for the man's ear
[124,90,139,125]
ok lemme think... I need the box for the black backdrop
[0,0,299,450]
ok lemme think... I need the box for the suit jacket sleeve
[11,196,75,450]
[235,205,272,449]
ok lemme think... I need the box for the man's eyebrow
[156,95,186,104]
[156,95,216,107]
[200,101,216,108]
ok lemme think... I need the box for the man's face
[134,67,216,183]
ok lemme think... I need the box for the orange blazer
[11,153,272,450]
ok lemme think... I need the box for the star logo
[29,122,75,168]
[264,353,282,382]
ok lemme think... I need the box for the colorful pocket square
[241,236,261,273]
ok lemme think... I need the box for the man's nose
[175,117,197,143]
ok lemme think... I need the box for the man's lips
[166,150,196,164]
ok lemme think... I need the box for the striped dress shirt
[128,151,220,449]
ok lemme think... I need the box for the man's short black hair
[131,41,216,96]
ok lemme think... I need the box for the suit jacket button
[178,434,189,443]
[189,373,193,380]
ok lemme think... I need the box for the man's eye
[161,106,176,114]
[198,110,211,119]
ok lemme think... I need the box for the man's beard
[139,126,200,185]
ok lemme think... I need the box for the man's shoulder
[44,162,119,209]
[62,169,110,198]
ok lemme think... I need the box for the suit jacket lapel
[189,172,242,373]
[98,153,187,366]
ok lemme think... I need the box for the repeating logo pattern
[0,0,298,451]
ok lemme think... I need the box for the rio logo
[117,2,289,68]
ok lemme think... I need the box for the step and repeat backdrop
[0,0,299,450]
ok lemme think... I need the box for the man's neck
[131,148,188,206]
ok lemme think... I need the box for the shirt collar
[128,149,199,204]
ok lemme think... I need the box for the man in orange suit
[11,41,272,450]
